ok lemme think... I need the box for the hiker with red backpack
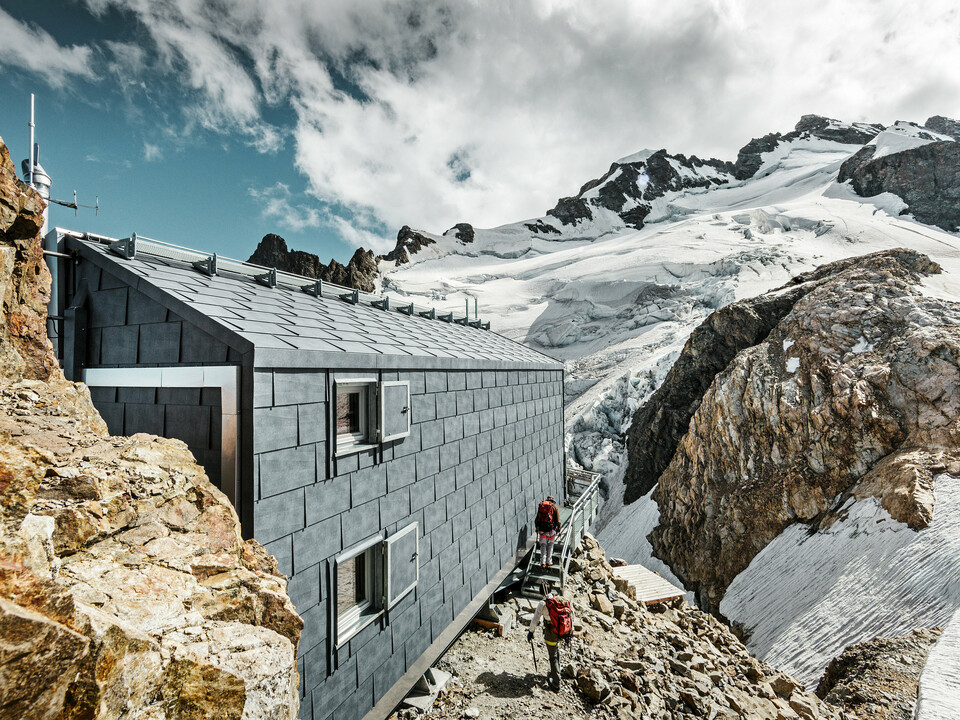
[534,495,561,568]
[527,582,573,690]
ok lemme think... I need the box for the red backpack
[535,500,556,533]
[545,595,572,637]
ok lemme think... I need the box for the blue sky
[1,1,958,263]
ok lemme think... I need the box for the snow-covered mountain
[379,114,960,710]
[380,115,958,485]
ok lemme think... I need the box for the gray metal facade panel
[72,238,561,370]
[251,367,564,720]
[74,260,240,371]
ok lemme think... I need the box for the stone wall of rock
[636,249,960,610]
[0,137,302,720]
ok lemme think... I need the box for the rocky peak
[545,148,734,231]
[733,115,883,180]
[445,222,475,244]
[248,233,324,277]
[247,233,379,292]
[624,248,960,610]
[382,224,437,266]
[322,246,379,291]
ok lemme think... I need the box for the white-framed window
[335,379,377,454]
[334,522,420,647]
[335,535,382,645]
[334,378,411,455]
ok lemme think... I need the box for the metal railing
[558,467,602,587]
[60,229,490,330]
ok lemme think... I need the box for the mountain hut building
[45,228,567,720]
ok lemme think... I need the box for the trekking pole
[530,638,539,672]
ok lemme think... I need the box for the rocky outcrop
[523,219,561,235]
[429,534,855,720]
[838,137,960,232]
[248,233,378,292]
[925,115,960,141]
[734,115,883,180]
[628,249,960,610]
[319,247,379,292]
[382,225,437,266]
[249,233,325,277]
[0,139,60,383]
[446,223,475,244]
[623,285,806,504]
[539,115,882,232]
[546,149,733,229]
[0,137,302,720]
[816,629,942,720]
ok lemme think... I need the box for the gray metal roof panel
[70,236,562,369]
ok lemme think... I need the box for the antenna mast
[28,94,35,189]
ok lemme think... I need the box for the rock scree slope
[418,534,858,720]
[816,629,942,720]
[0,136,303,720]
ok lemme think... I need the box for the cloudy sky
[1,0,958,261]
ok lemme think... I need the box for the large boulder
[0,137,302,720]
[630,249,959,610]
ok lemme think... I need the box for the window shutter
[384,522,418,608]
[380,381,411,442]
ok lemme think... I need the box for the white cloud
[142,142,162,161]
[89,0,283,153]
[248,182,322,233]
[0,8,97,87]
[81,0,960,246]
[329,216,397,255]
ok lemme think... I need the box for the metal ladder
[519,468,602,599]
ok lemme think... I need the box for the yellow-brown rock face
[0,137,302,719]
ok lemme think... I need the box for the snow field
[916,605,960,720]
[719,475,960,688]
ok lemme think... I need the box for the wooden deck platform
[613,564,685,606]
